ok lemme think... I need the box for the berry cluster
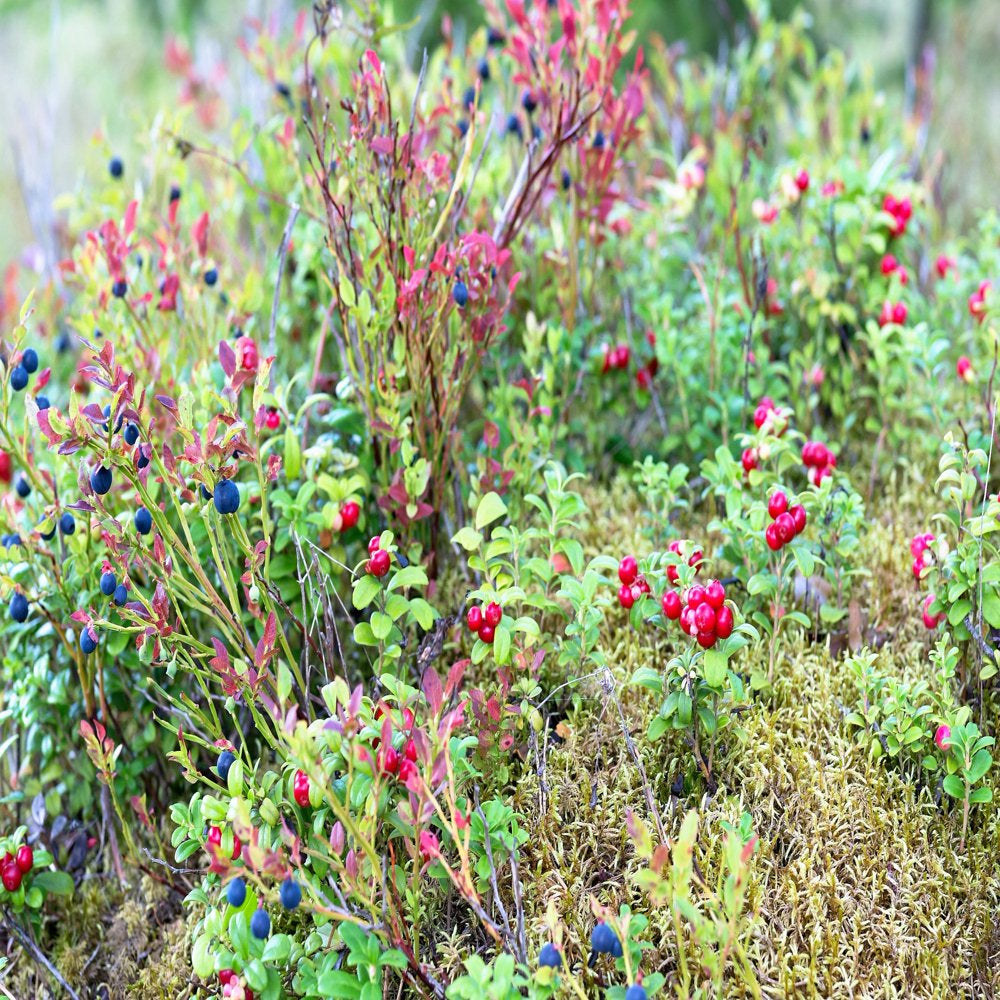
[801,440,836,485]
[660,578,733,648]
[753,396,790,436]
[878,299,908,327]
[218,969,254,1000]
[366,536,391,577]
[910,532,935,579]
[763,490,807,551]
[969,280,991,324]
[882,193,912,238]
[600,342,630,373]
[665,540,703,583]
[1,844,33,893]
[7,347,39,393]
[617,555,651,609]
[466,601,503,643]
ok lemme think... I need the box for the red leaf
[219,340,236,378]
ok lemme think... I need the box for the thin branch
[2,914,82,1000]
[268,203,301,358]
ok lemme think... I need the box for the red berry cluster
[763,490,807,551]
[466,601,503,643]
[373,704,419,781]
[910,532,935,579]
[753,397,790,436]
[969,280,991,324]
[206,824,242,861]
[617,555,651,609]
[366,536,391,577]
[882,193,912,237]
[878,300,908,327]
[600,343,630,373]
[293,768,311,808]
[1,844,33,893]
[801,440,835,485]
[661,579,733,648]
[219,969,254,1000]
[880,253,910,285]
[922,593,945,630]
[666,540,702,583]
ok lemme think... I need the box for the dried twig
[2,914,82,1000]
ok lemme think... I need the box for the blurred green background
[0,0,996,270]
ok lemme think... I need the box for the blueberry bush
[1,1,999,997]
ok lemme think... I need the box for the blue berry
[593,130,605,149]
[169,184,181,202]
[625,986,647,1000]
[90,466,112,495]
[100,572,117,597]
[124,423,139,446]
[136,451,149,470]
[477,57,490,82]
[462,85,476,110]
[36,396,50,410]
[9,593,28,623]
[538,943,562,968]
[56,331,72,353]
[199,484,212,501]
[134,507,152,534]
[15,475,30,499]
[213,479,240,515]
[217,750,236,781]
[22,349,38,374]
[39,521,55,541]
[204,268,218,286]
[522,90,537,114]
[279,877,302,910]
[457,119,469,138]
[590,922,621,957]
[487,26,504,46]
[226,877,246,908]
[560,167,571,190]
[453,281,469,308]
[250,908,270,939]
[59,512,75,535]
[113,583,128,606]
[80,627,98,655]
[108,156,123,178]
[10,365,28,391]
[112,279,127,298]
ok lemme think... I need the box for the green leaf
[969,786,993,804]
[494,625,511,665]
[647,715,669,742]
[451,526,482,551]
[475,492,507,530]
[244,959,268,992]
[370,612,393,641]
[388,565,428,591]
[262,934,292,964]
[948,599,972,627]
[31,871,73,896]
[353,622,376,646]
[942,774,965,799]
[191,934,214,979]
[630,666,663,693]
[702,649,727,687]
[353,575,381,610]
[968,748,993,783]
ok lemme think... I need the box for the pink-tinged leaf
[422,667,443,715]
[219,340,236,378]
[365,49,381,74]
[370,136,393,156]
[209,638,231,675]
[70,610,90,624]
[155,394,177,411]
[191,211,210,256]
[152,582,169,621]
[81,404,105,421]
[254,612,278,668]
[483,421,500,449]
[445,659,467,699]
[123,199,138,237]
[36,410,60,445]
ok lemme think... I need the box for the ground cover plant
[0,1,999,997]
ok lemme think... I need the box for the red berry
[484,602,502,627]
[220,970,235,985]
[694,603,716,633]
[368,549,391,577]
[880,254,898,275]
[715,604,734,638]
[661,590,682,619]
[466,605,484,633]
[765,523,782,551]
[378,745,400,776]
[767,491,788,519]
[2,863,21,892]
[340,501,360,529]
[368,535,382,554]
[741,447,758,473]
[293,768,311,808]
[912,557,925,580]
[265,408,280,430]
[618,584,635,609]
[237,337,259,371]
[753,404,770,429]
[688,549,703,569]
[957,356,972,381]
[667,564,679,584]
[892,302,908,325]
[14,845,32,874]
[696,631,717,649]
[207,825,241,861]
[775,512,796,545]
[0,450,10,484]
[618,556,638,586]
[789,504,807,534]
[705,580,725,609]
[794,169,809,192]
[478,623,495,643]
[934,723,951,748]
[404,739,418,762]
[636,577,650,595]
[636,368,651,390]
[398,758,417,782]
[679,605,696,635]
[687,585,706,607]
